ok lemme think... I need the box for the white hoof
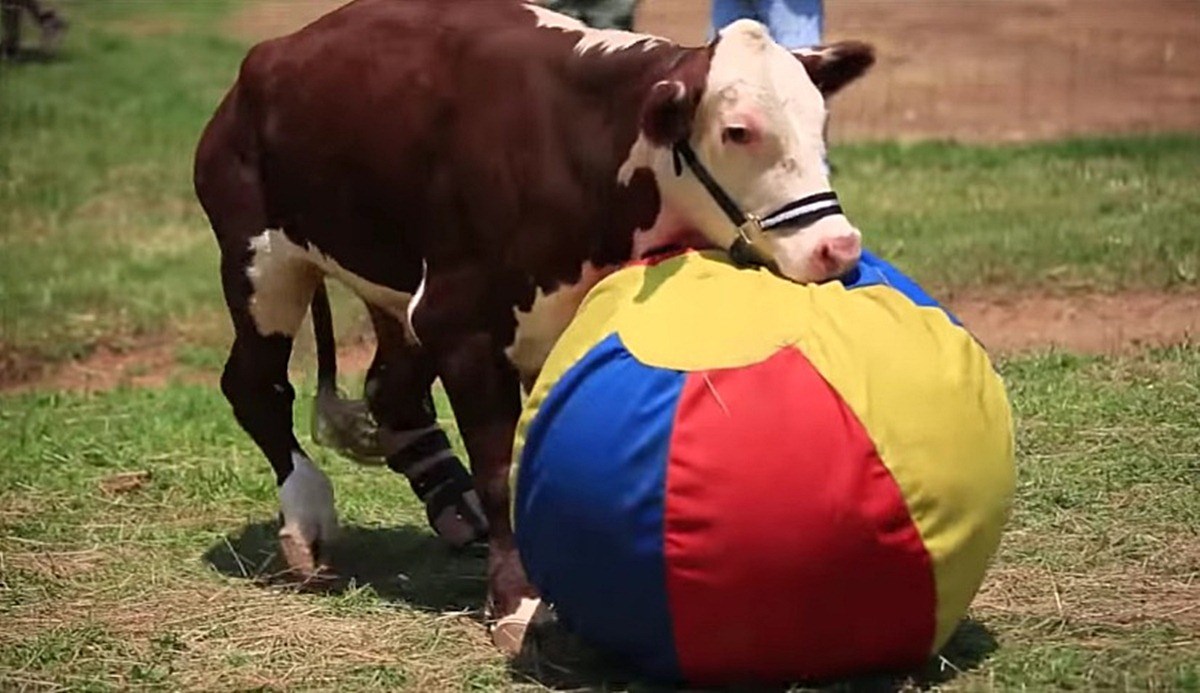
[278,453,339,575]
[491,597,549,657]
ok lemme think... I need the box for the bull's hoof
[429,486,489,549]
[277,453,339,580]
[416,460,489,548]
[278,529,321,577]
[431,504,488,548]
[490,597,549,658]
[312,392,387,464]
[278,524,334,580]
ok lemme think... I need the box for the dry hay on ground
[0,576,496,690]
[977,564,1200,633]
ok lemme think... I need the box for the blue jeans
[711,0,823,49]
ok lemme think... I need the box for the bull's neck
[568,43,694,137]
[563,44,700,267]
[573,42,683,97]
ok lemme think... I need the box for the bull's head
[637,20,874,283]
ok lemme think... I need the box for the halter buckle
[731,214,776,269]
[737,214,765,245]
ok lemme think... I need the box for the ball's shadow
[513,615,998,692]
[203,523,997,691]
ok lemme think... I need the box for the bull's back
[230,0,555,231]
[240,0,545,155]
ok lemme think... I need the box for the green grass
[1,347,1197,691]
[0,1,243,362]
[834,136,1200,292]
[1,0,1198,373]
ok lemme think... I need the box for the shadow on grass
[508,616,998,692]
[204,523,997,692]
[202,519,487,613]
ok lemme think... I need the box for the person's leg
[763,0,823,49]
[764,0,833,175]
[1,1,21,57]
[710,0,759,39]
[3,0,65,55]
[35,4,65,54]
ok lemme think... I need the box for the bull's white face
[637,21,874,283]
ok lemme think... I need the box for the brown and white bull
[193,0,873,651]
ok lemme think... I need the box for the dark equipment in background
[1,0,67,59]
[542,0,639,31]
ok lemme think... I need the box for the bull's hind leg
[362,307,488,547]
[307,287,486,546]
[219,238,337,577]
[195,85,336,577]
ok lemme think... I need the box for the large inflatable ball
[512,249,1015,684]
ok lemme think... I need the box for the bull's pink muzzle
[812,229,863,278]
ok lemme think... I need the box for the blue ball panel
[516,333,683,680]
[841,249,962,325]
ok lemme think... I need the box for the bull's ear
[640,79,698,146]
[794,40,875,97]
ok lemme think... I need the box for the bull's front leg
[412,284,539,655]
[440,333,541,653]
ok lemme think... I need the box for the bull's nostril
[814,242,840,273]
[831,235,860,255]
[825,236,862,265]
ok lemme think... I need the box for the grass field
[1,1,1198,690]
[1,350,1196,690]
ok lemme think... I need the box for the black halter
[672,141,845,268]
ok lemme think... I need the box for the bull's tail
[308,283,388,464]
[311,281,338,397]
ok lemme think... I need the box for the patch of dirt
[0,326,374,395]
[947,290,1200,355]
[0,345,45,392]
[224,0,348,43]
[2,291,1195,396]
[99,471,153,497]
[638,0,1200,142]
[330,337,377,375]
[1,340,185,395]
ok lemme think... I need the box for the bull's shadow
[203,524,997,691]
[202,519,487,612]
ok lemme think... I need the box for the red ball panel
[663,347,937,683]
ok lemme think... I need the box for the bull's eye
[722,125,754,145]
